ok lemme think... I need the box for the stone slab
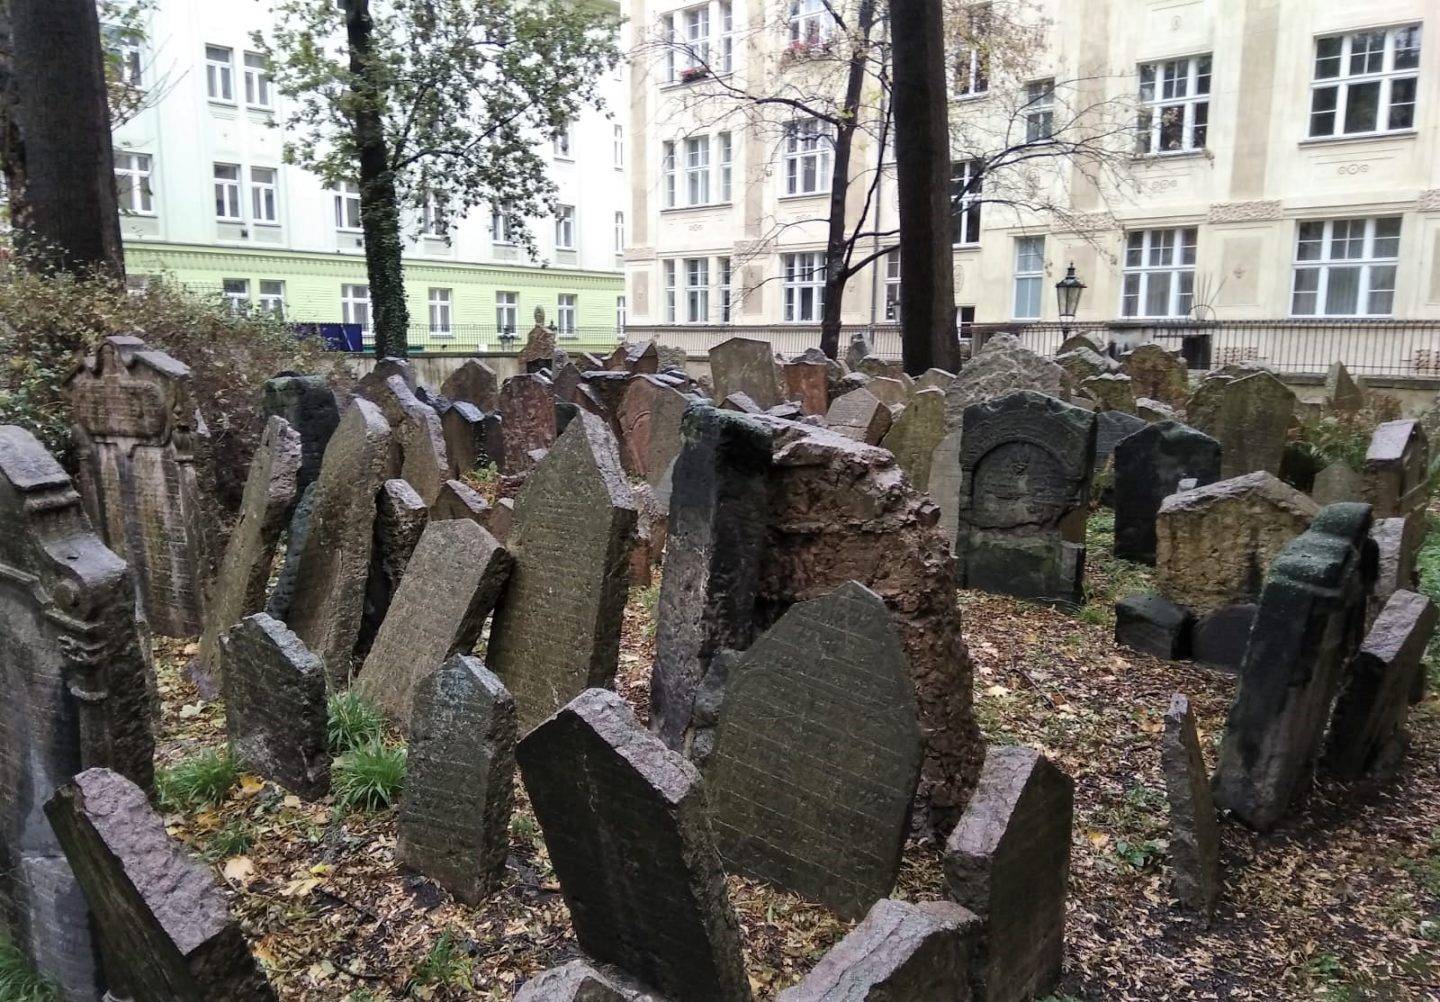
[1163,694,1220,919]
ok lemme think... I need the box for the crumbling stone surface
[261,373,340,492]
[711,337,783,410]
[1122,343,1190,409]
[826,388,892,445]
[943,334,1072,430]
[1163,694,1220,919]
[1185,370,1295,479]
[515,959,662,1001]
[880,387,946,492]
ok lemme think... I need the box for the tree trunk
[889,0,957,375]
[344,0,409,359]
[6,0,124,280]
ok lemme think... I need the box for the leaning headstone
[1113,421,1222,564]
[357,478,429,668]
[357,519,513,728]
[880,387,946,492]
[441,400,489,478]
[264,482,317,621]
[826,388,893,444]
[1190,603,1258,673]
[617,376,691,484]
[944,745,1073,1002]
[1213,504,1375,830]
[515,960,657,1002]
[782,357,830,416]
[357,373,449,501]
[1057,332,1102,356]
[355,356,417,396]
[1185,370,1295,478]
[517,310,559,373]
[516,689,751,1002]
[845,331,871,371]
[196,416,302,683]
[608,340,660,375]
[46,770,276,1001]
[1123,343,1190,409]
[777,899,981,1002]
[1163,694,1220,919]
[1370,515,1423,628]
[915,367,956,393]
[721,391,765,415]
[66,335,210,636]
[441,358,500,411]
[1081,372,1136,414]
[1114,593,1192,660]
[489,412,638,730]
[1136,397,1178,423]
[1055,347,1115,386]
[1325,589,1438,780]
[221,613,329,799]
[710,336,783,410]
[0,425,155,999]
[1323,360,1364,413]
[1363,419,1428,520]
[431,478,490,524]
[696,583,922,919]
[1093,409,1147,483]
[650,405,772,748]
[1312,460,1366,506]
[866,375,909,408]
[943,334,1072,430]
[857,356,906,381]
[955,390,1096,605]
[261,372,340,492]
[499,373,559,474]
[397,655,517,903]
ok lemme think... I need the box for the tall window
[1025,79,1055,141]
[422,191,447,236]
[614,124,624,167]
[342,284,371,330]
[616,295,627,332]
[258,280,285,317]
[884,250,901,321]
[614,211,625,254]
[950,160,982,245]
[783,252,825,322]
[1121,228,1197,318]
[205,45,234,102]
[108,28,143,87]
[243,52,272,109]
[1310,25,1421,138]
[334,181,362,229]
[250,167,278,223]
[553,123,573,158]
[1292,217,1399,317]
[115,152,153,213]
[683,4,710,66]
[1013,236,1044,318]
[720,0,734,71]
[495,291,518,334]
[784,119,832,196]
[1137,55,1210,154]
[555,204,576,250]
[662,141,677,208]
[953,3,990,96]
[427,288,453,335]
[663,259,677,322]
[718,131,733,201]
[718,256,733,322]
[684,135,711,205]
[557,293,577,334]
[491,207,515,244]
[222,278,250,315]
[213,164,242,220]
[789,0,827,44]
[684,258,709,322]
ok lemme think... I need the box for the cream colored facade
[624,0,1440,333]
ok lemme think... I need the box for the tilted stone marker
[944,745,1072,1002]
[357,373,449,501]
[1122,342,1189,409]
[880,386,946,491]
[1324,360,1364,413]
[1213,504,1375,830]
[617,376,691,484]
[357,519,513,728]
[1363,418,1428,519]
[943,334,1072,432]
[1114,593,1193,660]
[430,478,490,524]
[826,387,892,445]
[783,356,830,416]
[489,412,637,730]
[1185,370,1295,478]
[221,613,329,799]
[777,898,980,1002]
[498,372,559,474]
[397,655,517,903]
[1163,694,1220,919]
[1312,460,1366,506]
[517,689,751,1002]
[196,415,302,683]
[697,583,922,919]
[45,769,276,1001]
[916,367,956,393]
[1093,409,1147,483]
[441,400,489,478]
[650,404,772,748]
[1113,420,1221,564]
[261,372,339,492]
[264,481,317,621]
[710,336,783,410]
[0,425,156,999]
[515,959,660,1001]
[441,358,500,411]
[866,375,909,407]
[360,478,430,663]
[1082,372,1136,414]
[66,335,211,636]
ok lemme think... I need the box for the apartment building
[114,0,627,349]
[623,0,1440,335]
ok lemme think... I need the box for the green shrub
[332,740,406,813]
[326,692,386,755]
[205,819,254,860]
[155,748,238,810]
[0,936,57,1002]
[411,931,473,989]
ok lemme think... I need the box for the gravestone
[67,335,210,636]
[1136,397,1178,423]
[1185,370,1295,478]
[1163,694,1220,919]
[1213,504,1375,831]
[1122,343,1189,409]
[956,390,1096,605]
[1093,410,1147,483]
[710,336,782,410]
[944,745,1072,1002]
[355,356,417,396]
[515,960,657,1001]
[357,519,513,728]
[1370,515,1423,628]
[516,689,751,1002]
[943,335,1072,430]
[1057,332,1103,355]
[441,400,489,478]
[0,425,155,999]
[617,376,691,483]
[916,367,956,393]
[721,391,764,415]
[358,478,429,669]
[608,340,660,375]
[1325,589,1437,780]
[697,583,922,919]
[826,388,892,444]
[261,373,340,492]
[517,312,559,372]
[357,373,449,501]
[221,613,329,799]
[1081,372,1136,414]
[489,412,638,731]
[441,358,500,411]
[264,482,317,621]
[782,357,830,415]
[1324,360,1364,413]
[196,416,302,683]
[845,331,871,371]
[499,373,559,474]
[1312,461,1366,506]
[857,356,906,381]
[880,387,946,492]
[45,769,276,1001]
[285,398,393,682]
[1363,419,1428,519]
[1055,347,1116,386]
[431,478,490,524]
[1114,594,1192,660]
[777,899,980,1002]
[1113,421,1222,564]
[650,405,772,748]
[397,655,517,903]
[1190,603,1259,673]
[866,376,909,408]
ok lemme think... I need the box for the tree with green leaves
[257,0,620,358]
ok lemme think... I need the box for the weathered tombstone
[1055,347,1115,386]
[608,340,660,375]
[1093,409,1147,484]
[0,425,155,998]
[515,960,656,1002]
[777,899,981,1002]
[1312,460,1366,506]
[1113,421,1222,564]
[944,745,1072,1002]
[1325,589,1438,780]
[929,429,965,551]
[782,357,830,415]
[826,388,893,444]
[650,405,772,748]
[261,372,340,493]
[955,390,1096,605]
[1136,397,1178,423]
[1114,593,1192,660]
[1057,331,1103,356]
[1163,694,1220,919]
[196,416,302,683]
[220,613,329,799]
[358,478,429,668]
[489,412,638,730]
[1213,504,1375,830]
[617,376,691,483]
[866,375,909,407]
[285,399,392,682]
[499,373,559,474]
[441,400,489,478]
[696,583,922,918]
[1370,515,1423,629]
[710,336,782,410]
[264,482,317,621]
[355,355,417,396]
[516,689,751,1002]
[357,519,513,728]
[66,335,210,636]
[1185,370,1295,478]
[45,769,276,1001]
[916,367,957,393]
[1082,372,1136,414]
[844,330,871,371]
[488,495,516,544]
[441,358,500,411]
[721,390,765,415]
[943,335,1072,430]
[1363,418,1428,519]
[517,310,559,373]
[431,478,490,524]
[880,386,946,492]
[394,394,450,505]
[397,655,517,903]
[1324,360,1364,413]
[1123,342,1189,409]
[1191,603,1259,673]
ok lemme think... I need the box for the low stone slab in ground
[1115,594,1192,660]
[1163,694,1220,919]
[515,959,664,1001]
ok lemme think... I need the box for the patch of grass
[1113,838,1166,872]
[205,818,253,860]
[327,691,386,755]
[0,937,57,1002]
[509,813,541,843]
[1079,510,1156,627]
[411,931,472,989]
[155,748,238,810]
[332,740,406,813]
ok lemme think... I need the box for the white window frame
[553,123,573,159]
[1024,78,1054,141]
[250,167,278,224]
[495,291,518,335]
[783,118,833,197]
[111,28,143,88]
[334,181,362,230]
[720,0,734,72]
[557,293,578,336]
[428,287,453,336]
[782,251,825,323]
[243,51,272,109]
[950,159,982,246]
[613,124,624,168]
[491,207,516,245]
[1309,25,1421,139]
[555,204,576,250]
[684,135,711,205]
[115,152,154,214]
[258,280,285,317]
[662,140,677,208]
[616,295,627,333]
[1290,216,1400,318]
[718,131,733,201]
[1013,236,1044,319]
[682,4,710,72]
[953,3,990,97]
[213,163,242,221]
[718,256,733,322]
[422,191,447,237]
[1121,227,1197,319]
[663,259,677,322]
[614,210,625,254]
[341,284,371,332]
[205,45,235,103]
[222,278,250,315]
[788,0,828,45]
[683,257,709,323]
[1137,55,1211,154]
[884,250,901,321]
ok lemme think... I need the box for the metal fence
[314,323,628,357]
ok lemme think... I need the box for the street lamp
[1055,263,1086,336]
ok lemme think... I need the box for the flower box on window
[680,65,710,83]
[781,37,832,64]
